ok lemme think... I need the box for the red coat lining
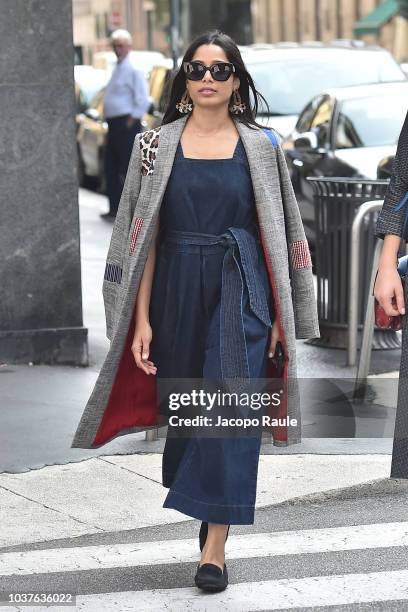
[93,224,290,447]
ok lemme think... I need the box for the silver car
[244,41,406,137]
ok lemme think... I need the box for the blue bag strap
[262,127,279,148]
[398,253,408,277]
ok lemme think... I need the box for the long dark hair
[161,29,271,130]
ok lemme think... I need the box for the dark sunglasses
[183,61,236,82]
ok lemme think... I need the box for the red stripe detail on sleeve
[129,217,144,255]
[290,240,312,269]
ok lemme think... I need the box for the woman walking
[71,29,320,592]
[374,109,408,479]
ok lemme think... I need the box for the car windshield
[74,68,111,106]
[80,80,109,106]
[335,93,408,148]
[247,53,405,115]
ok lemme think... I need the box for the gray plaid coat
[375,109,408,478]
[375,110,408,242]
[71,114,320,450]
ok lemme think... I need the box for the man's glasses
[182,61,236,82]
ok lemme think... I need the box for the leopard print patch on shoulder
[139,126,161,176]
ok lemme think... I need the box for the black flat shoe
[194,562,228,592]
[199,523,230,551]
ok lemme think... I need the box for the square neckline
[178,136,241,161]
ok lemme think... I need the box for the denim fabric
[148,137,274,524]
[160,227,272,383]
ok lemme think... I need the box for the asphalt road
[1,479,408,611]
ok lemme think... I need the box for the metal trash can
[306,177,400,350]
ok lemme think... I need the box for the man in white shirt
[102,29,150,218]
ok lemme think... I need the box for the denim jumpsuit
[148,136,275,524]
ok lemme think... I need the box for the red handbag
[374,293,404,330]
[373,256,407,330]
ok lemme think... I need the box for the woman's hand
[374,265,405,317]
[131,318,157,375]
[268,318,281,358]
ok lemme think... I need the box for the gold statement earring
[229,89,246,114]
[176,89,193,113]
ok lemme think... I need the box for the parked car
[142,42,406,137]
[92,50,167,80]
[74,80,88,116]
[242,42,406,138]
[143,59,176,129]
[74,65,111,107]
[76,61,159,190]
[282,81,408,252]
[400,62,408,78]
[74,66,111,187]
[76,88,109,190]
[377,154,395,179]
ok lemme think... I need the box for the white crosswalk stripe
[2,570,408,611]
[1,521,408,610]
[1,521,408,577]
[51,570,408,611]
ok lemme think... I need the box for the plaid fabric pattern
[104,262,122,284]
[373,115,408,478]
[375,110,408,241]
[289,240,312,270]
[129,217,144,254]
[390,260,408,478]
[70,115,320,450]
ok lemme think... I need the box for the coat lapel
[233,118,285,230]
[151,114,189,208]
[233,119,294,444]
[125,115,188,280]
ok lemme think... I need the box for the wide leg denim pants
[149,226,274,524]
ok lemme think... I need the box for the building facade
[251,0,407,59]
[72,0,169,64]
[73,0,408,66]
[73,0,255,65]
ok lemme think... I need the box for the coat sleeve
[375,110,408,241]
[275,139,320,339]
[102,132,142,340]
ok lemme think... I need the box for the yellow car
[75,61,170,190]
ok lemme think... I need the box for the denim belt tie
[160,226,272,382]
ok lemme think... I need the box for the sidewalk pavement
[0,453,392,549]
[0,188,402,548]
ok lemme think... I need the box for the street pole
[315,0,321,41]
[170,0,180,69]
[143,1,155,50]
[395,0,408,61]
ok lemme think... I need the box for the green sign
[354,0,399,36]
